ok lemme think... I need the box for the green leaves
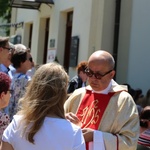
[0,0,11,21]
[0,0,11,35]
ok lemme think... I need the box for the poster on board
[46,49,57,63]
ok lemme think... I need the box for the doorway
[29,23,33,49]
[64,11,73,72]
[43,18,50,63]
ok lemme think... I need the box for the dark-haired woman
[8,44,32,121]
[0,72,11,140]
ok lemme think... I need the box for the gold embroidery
[80,99,101,128]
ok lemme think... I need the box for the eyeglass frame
[2,47,14,52]
[28,57,33,62]
[85,67,113,79]
[8,90,13,94]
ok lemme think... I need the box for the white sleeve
[2,115,20,144]
[2,120,15,143]
[91,130,105,150]
[73,128,86,150]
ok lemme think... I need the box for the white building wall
[116,0,133,84]
[128,0,150,94]
[101,0,116,53]
[117,0,150,94]
[49,0,93,78]
[13,8,38,63]
[12,5,52,64]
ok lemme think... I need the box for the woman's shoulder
[45,117,80,131]
[11,73,30,88]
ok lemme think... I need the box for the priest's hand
[82,128,94,142]
[65,112,81,126]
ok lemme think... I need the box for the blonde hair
[18,62,69,143]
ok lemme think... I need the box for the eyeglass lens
[85,68,112,79]
[8,90,13,94]
[29,57,33,62]
[2,47,13,51]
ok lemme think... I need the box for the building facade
[9,0,150,95]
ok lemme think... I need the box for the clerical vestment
[64,82,139,150]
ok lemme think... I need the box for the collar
[0,64,8,74]
[92,79,118,94]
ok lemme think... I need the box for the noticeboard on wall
[46,49,56,63]
[69,36,79,67]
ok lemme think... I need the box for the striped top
[138,128,150,147]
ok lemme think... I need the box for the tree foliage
[0,0,11,35]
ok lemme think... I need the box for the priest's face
[86,59,115,91]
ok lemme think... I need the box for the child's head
[0,72,11,108]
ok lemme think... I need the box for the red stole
[76,90,115,149]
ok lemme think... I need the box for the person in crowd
[0,37,16,115]
[1,62,86,150]
[6,42,16,79]
[134,88,144,103]
[8,44,33,121]
[0,36,11,64]
[138,89,150,107]
[144,89,150,106]
[26,59,36,78]
[144,89,150,107]
[0,36,15,75]
[67,61,88,94]
[64,50,139,150]
[122,83,136,99]
[0,72,11,140]
[137,104,143,116]
[137,106,150,150]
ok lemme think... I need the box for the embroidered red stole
[76,90,115,149]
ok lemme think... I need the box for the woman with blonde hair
[1,62,85,150]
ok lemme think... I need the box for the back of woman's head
[20,62,69,118]
[0,72,11,94]
[28,63,68,110]
[11,44,30,68]
[19,62,69,143]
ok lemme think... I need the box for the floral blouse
[8,73,31,121]
[0,110,10,140]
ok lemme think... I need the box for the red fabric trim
[114,134,119,150]
[76,90,115,129]
[76,90,115,150]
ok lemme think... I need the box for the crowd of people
[0,35,149,150]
